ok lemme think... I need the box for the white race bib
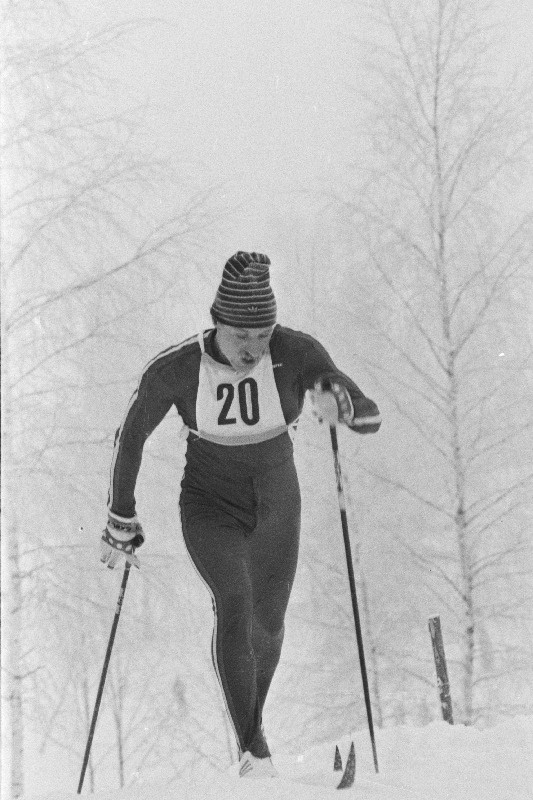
[195,334,287,445]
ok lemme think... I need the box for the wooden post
[428,615,454,724]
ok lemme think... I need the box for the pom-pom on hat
[210,252,277,329]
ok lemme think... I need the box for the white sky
[72,0,533,251]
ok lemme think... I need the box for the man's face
[215,323,274,371]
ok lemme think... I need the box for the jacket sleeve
[107,367,175,518]
[301,335,381,434]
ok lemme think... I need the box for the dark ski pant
[180,458,301,759]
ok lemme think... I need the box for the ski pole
[329,424,379,773]
[77,560,132,794]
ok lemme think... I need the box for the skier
[100,251,381,778]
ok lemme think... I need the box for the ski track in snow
[22,717,533,800]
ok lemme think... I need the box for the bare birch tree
[327,0,533,723]
[1,2,219,796]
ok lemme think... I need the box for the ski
[336,742,355,790]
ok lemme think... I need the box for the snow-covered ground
[23,716,533,800]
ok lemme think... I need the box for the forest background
[2,0,532,797]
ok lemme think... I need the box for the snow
[23,717,533,800]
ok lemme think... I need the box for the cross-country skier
[100,251,381,779]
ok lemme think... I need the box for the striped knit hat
[210,252,277,328]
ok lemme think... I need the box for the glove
[311,379,354,426]
[100,513,145,569]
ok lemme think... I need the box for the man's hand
[100,513,145,569]
[311,380,354,426]
[311,379,382,433]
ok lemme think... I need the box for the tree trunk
[360,570,384,728]
[456,505,475,723]
[114,699,125,789]
[433,49,476,721]
[345,472,384,727]
[446,338,476,723]
[447,344,475,722]
[3,522,25,799]
[2,353,26,800]
[81,674,95,793]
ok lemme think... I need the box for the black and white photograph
[1,1,532,798]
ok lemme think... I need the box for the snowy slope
[23,717,533,800]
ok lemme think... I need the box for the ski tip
[336,742,355,790]
[334,744,343,771]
